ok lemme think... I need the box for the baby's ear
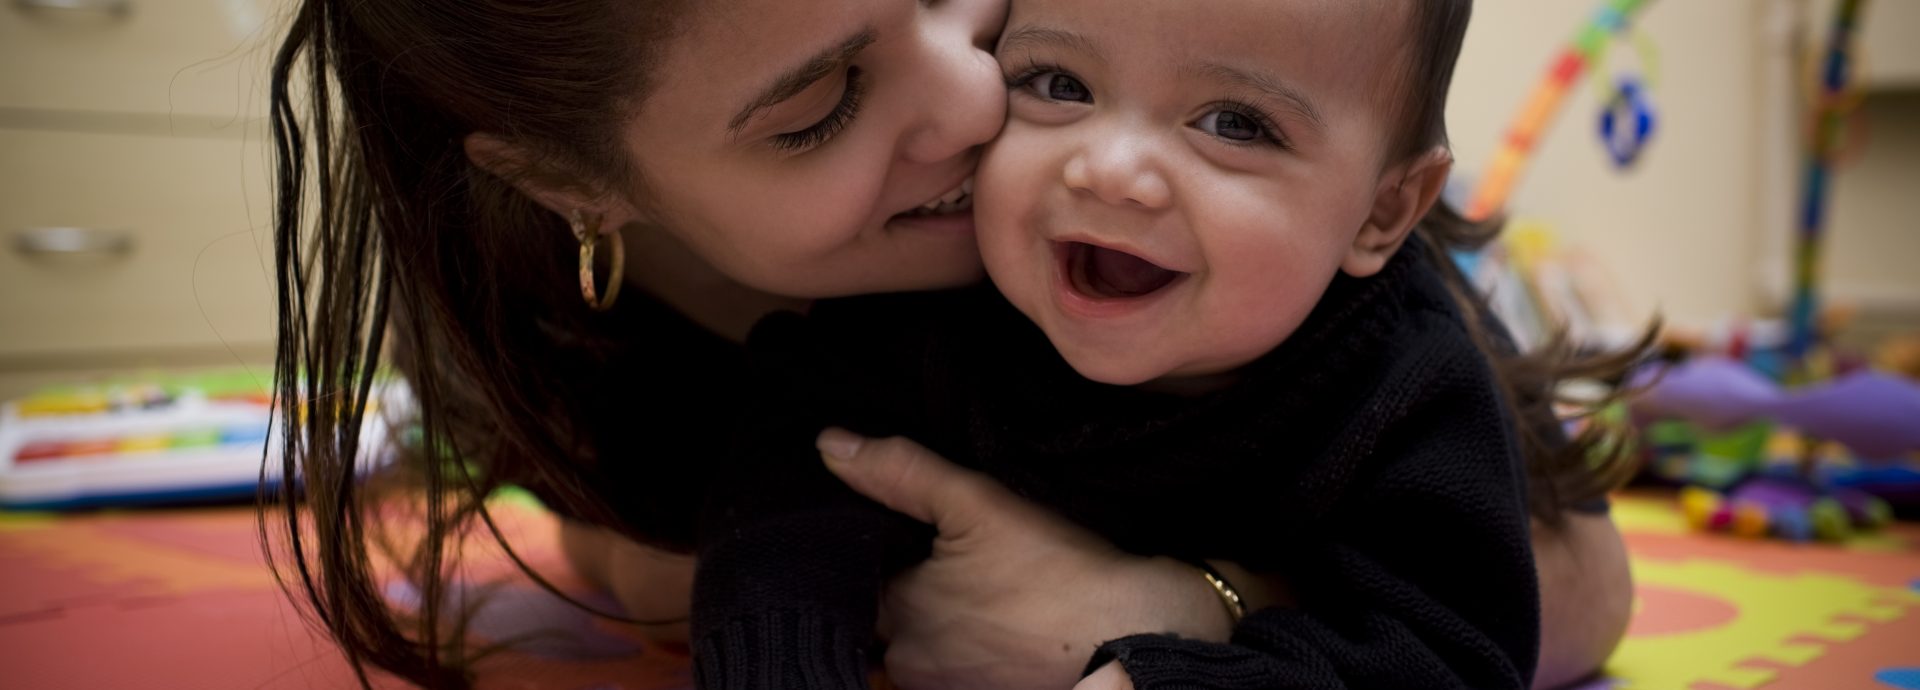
[1343,147,1451,278]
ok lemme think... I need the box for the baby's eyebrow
[998,25,1103,62]
[1194,62,1326,134]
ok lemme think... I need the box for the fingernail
[817,428,865,465]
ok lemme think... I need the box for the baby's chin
[1053,341,1253,390]
[1061,353,1168,387]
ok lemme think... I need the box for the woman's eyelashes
[772,67,868,152]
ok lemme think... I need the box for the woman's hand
[819,429,1233,690]
[557,427,1263,690]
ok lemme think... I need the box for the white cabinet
[0,0,278,118]
[1,0,280,384]
[0,128,275,359]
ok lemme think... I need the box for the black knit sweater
[689,241,1541,689]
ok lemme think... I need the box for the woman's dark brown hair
[1393,0,1657,525]
[263,0,686,686]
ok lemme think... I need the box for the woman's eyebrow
[729,28,878,135]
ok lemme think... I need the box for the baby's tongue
[1085,244,1179,298]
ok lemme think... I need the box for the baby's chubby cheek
[971,147,1054,299]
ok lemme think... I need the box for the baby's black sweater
[690,242,1540,689]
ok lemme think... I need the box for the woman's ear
[1343,146,1452,278]
[464,133,642,231]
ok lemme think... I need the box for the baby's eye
[1190,105,1287,149]
[1195,110,1262,141]
[1020,71,1093,103]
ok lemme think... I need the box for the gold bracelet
[1190,559,1247,624]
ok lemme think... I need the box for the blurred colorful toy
[1591,25,1660,171]
[1632,358,1782,432]
[1877,334,1920,381]
[1450,0,1898,539]
[1784,0,1869,374]
[1634,359,1920,459]
[1822,464,1920,519]
[1465,0,1656,221]
[1454,220,1643,354]
[1626,0,1908,543]
[0,371,405,510]
[1680,477,1891,543]
[1635,354,1918,541]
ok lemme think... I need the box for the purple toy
[1634,359,1920,459]
[1631,358,1783,431]
[1772,371,1920,459]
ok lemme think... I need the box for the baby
[692,0,1543,687]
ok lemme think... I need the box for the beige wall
[1447,0,1917,331]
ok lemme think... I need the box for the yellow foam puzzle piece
[1611,494,1690,535]
[1608,558,1920,690]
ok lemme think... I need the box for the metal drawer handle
[13,227,135,257]
[12,0,131,17]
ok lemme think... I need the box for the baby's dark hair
[1389,0,1655,524]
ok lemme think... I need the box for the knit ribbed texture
[693,608,870,690]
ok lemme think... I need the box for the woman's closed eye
[773,67,868,152]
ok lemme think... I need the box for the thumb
[1074,661,1135,690]
[818,427,1000,538]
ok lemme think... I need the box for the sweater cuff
[1090,634,1286,690]
[694,608,872,690]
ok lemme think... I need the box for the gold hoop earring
[571,209,624,311]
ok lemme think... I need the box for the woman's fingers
[818,428,1008,540]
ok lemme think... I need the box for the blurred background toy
[1464,0,1657,222]
[1453,0,1916,542]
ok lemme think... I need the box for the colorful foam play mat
[1,491,1914,689]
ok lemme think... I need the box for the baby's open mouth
[1060,241,1187,300]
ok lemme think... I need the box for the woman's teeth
[908,178,973,216]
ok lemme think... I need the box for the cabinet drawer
[0,128,276,360]
[0,0,278,119]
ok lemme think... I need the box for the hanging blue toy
[1599,75,1656,168]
